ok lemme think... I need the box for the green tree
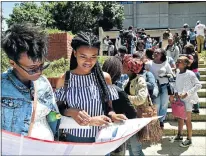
[1,50,10,73]
[97,2,125,31]
[6,2,125,34]
[50,2,91,33]
[6,2,54,28]
[50,1,124,33]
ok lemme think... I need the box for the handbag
[171,98,187,120]
[136,95,163,144]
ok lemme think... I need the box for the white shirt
[115,36,122,50]
[30,103,54,141]
[175,70,202,104]
[166,45,180,62]
[194,24,206,36]
[108,45,114,56]
[146,61,173,85]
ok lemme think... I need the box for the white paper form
[2,117,160,155]
[95,117,159,142]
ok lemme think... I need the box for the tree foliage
[1,50,10,73]
[43,58,69,78]
[6,2,54,28]
[49,1,124,33]
[6,2,125,33]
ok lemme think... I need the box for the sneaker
[180,139,192,147]
[192,109,200,114]
[169,135,183,143]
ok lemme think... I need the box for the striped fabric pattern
[55,72,118,137]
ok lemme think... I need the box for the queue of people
[103,21,206,58]
[1,23,203,156]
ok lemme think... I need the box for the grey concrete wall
[122,2,206,29]
[169,2,206,28]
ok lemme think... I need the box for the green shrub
[1,50,10,73]
[43,56,110,78]
[1,50,111,77]
[98,56,110,67]
[43,58,69,78]
[45,28,74,36]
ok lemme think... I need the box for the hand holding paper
[65,108,91,126]
[89,115,112,126]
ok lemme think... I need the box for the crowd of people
[1,22,204,156]
[103,21,206,57]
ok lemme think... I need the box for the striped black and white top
[55,72,118,138]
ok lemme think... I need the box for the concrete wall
[122,2,206,29]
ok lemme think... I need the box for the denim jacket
[1,68,59,136]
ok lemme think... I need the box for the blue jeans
[194,72,200,110]
[194,72,200,80]
[128,135,144,156]
[154,84,169,122]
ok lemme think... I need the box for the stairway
[164,59,206,136]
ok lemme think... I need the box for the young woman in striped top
[55,32,127,143]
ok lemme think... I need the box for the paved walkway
[125,137,206,156]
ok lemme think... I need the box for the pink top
[192,69,198,73]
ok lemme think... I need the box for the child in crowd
[183,44,201,114]
[169,56,202,147]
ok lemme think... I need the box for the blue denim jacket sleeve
[1,69,60,137]
[1,70,33,136]
[145,71,156,90]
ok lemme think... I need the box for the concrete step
[199,60,205,64]
[200,75,206,81]
[163,121,206,136]
[126,137,206,156]
[201,81,206,89]
[199,68,206,75]
[199,64,205,68]
[168,98,206,108]
[166,108,206,121]
[198,98,206,107]
[198,89,206,98]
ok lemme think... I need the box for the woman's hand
[110,114,128,123]
[69,108,91,126]
[179,93,188,99]
[89,115,112,126]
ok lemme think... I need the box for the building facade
[121,1,206,29]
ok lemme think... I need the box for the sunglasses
[16,62,50,75]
